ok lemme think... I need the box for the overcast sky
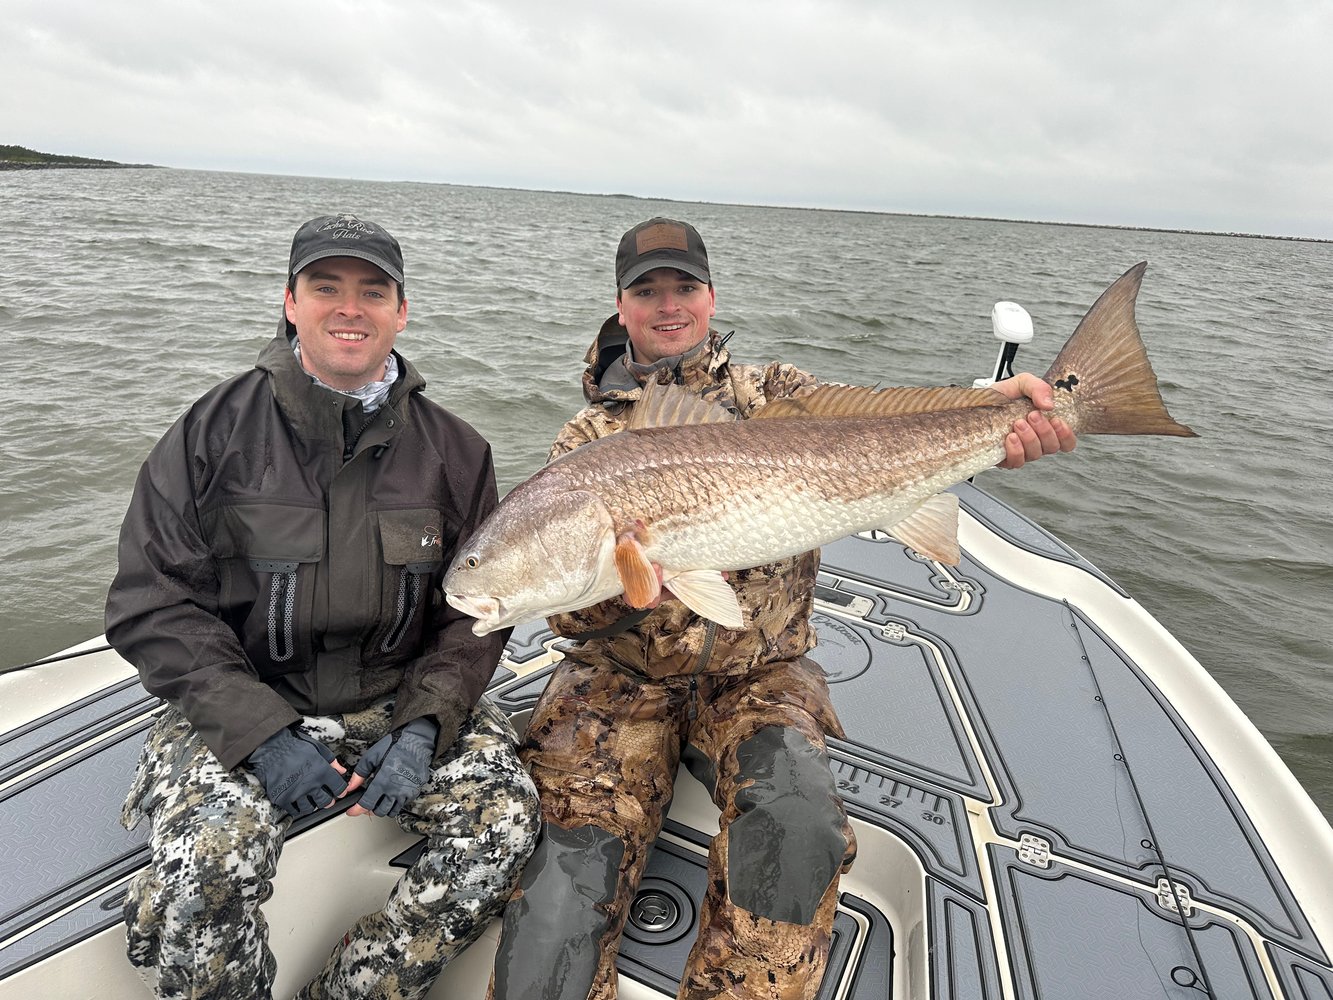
[6,0,1331,240]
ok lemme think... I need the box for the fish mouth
[445,593,506,635]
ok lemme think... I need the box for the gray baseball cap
[288,213,404,283]
[615,217,710,289]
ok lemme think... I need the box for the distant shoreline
[589,191,1332,245]
[0,162,160,171]
[4,144,1324,243]
[0,144,158,171]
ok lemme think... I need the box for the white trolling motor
[973,300,1034,388]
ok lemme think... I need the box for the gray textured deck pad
[813,608,985,795]
[929,881,1003,1000]
[950,481,1106,579]
[0,678,153,779]
[991,846,1269,999]
[815,528,1325,965]
[0,881,130,978]
[826,748,982,898]
[814,527,964,609]
[0,723,151,977]
[1269,943,1333,1000]
[0,663,527,980]
[502,620,556,664]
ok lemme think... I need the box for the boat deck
[3,482,1331,998]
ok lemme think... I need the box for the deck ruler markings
[829,757,951,816]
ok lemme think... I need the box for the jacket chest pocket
[370,509,449,661]
[208,503,325,678]
[248,557,304,666]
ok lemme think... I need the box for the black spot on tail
[1054,374,1080,393]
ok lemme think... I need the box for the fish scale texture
[532,341,828,680]
[546,406,1019,571]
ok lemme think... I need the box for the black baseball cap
[288,214,404,284]
[615,218,710,289]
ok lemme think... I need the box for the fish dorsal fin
[663,569,745,629]
[756,384,1010,420]
[884,493,961,565]
[626,378,740,431]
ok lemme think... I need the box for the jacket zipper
[266,568,297,663]
[687,620,718,721]
[381,566,421,653]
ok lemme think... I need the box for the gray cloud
[6,0,1330,238]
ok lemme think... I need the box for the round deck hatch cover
[624,878,694,944]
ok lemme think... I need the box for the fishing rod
[1063,604,1217,997]
[0,643,113,676]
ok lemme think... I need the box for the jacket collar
[580,314,732,407]
[256,331,425,442]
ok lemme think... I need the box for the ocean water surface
[3,167,1330,819]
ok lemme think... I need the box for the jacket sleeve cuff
[214,703,302,770]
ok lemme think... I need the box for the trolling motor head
[991,301,1034,345]
[973,300,1035,387]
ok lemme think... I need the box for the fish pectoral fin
[885,493,961,565]
[615,534,661,608]
[663,569,745,630]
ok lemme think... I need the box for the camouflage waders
[489,655,856,1000]
[122,696,540,1000]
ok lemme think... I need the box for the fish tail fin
[1044,262,1198,438]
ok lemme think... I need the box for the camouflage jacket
[546,316,822,679]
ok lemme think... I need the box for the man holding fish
[480,218,1085,1000]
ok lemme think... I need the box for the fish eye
[464,555,479,569]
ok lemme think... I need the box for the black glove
[246,726,348,819]
[352,717,439,817]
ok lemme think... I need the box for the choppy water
[3,168,1330,818]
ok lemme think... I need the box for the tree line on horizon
[1,144,150,168]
